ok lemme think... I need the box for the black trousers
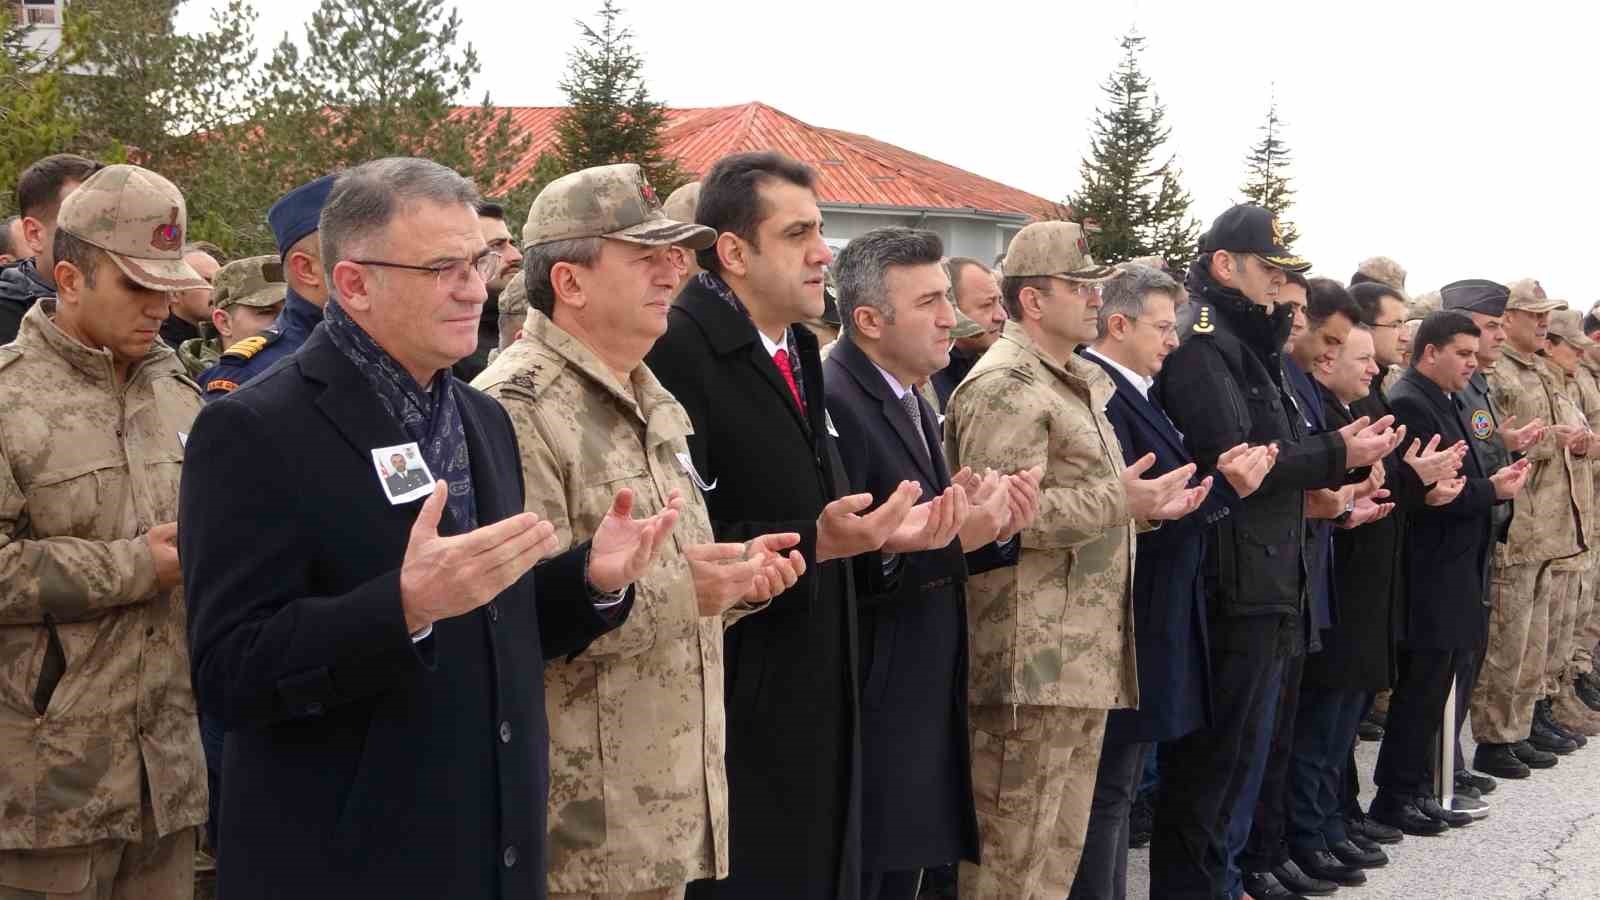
[1150,615,1296,900]
[1454,646,1485,773]
[863,869,922,900]
[1374,647,1461,796]
[1069,739,1149,900]
[1240,653,1305,873]
[1288,687,1369,852]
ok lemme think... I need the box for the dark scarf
[696,270,806,399]
[322,299,477,533]
[1185,255,1294,366]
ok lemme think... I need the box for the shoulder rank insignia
[1192,305,1215,335]
[221,334,270,361]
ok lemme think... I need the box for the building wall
[819,206,1028,263]
[11,1,65,55]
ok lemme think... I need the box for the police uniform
[200,175,334,401]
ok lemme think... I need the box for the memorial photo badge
[372,442,435,505]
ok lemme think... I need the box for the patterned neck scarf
[322,299,477,533]
[697,270,805,401]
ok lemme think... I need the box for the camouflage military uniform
[1576,356,1600,680]
[0,303,206,893]
[1473,342,1586,743]
[474,311,756,899]
[176,337,221,380]
[943,320,1136,900]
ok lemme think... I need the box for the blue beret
[1441,279,1509,317]
[268,174,337,259]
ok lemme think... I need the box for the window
[14,1,61,26]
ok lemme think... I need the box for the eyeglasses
[352,250,502,291]
[1044,276,1103,297]
[1129,317,1179,339]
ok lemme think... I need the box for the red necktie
[773,348,805,412]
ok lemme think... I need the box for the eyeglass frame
[350,249,503,290]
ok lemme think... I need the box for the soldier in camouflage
[943,221,1210,900]
[181,255,285,381]
[474,163,808,900]
[1540,309,1600,736]
[0,165,207,898]
[1474,279,1590,768]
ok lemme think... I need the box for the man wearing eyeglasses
[1149,206,1400,900]
[944,222,1214,899]
[200,175,336,399]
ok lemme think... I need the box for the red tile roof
[464,102,1064,220]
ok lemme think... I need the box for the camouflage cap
[521,163,715,250]
[498,269,528,318]
[55,164,207,291]
[211,255,288,311]
[1355,256,1408,293]
[1548,308,1597,351]
[951,307,987,339]
[661,180,701,224]
[1002,221,1116,282]
[1505,278,1565,313]
[1407,290,1442,321]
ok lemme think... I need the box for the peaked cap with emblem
[211,254,288,311]
[521,163,715,250]
[1204,204,1311,273]
[56,164,208,291]
[1505,278,1566,313]
[1002,221,1116,282]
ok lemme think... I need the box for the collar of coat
[992,319,1114,409]
[12,298,178,386]
[487,310,691,441]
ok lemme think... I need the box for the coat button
[487,603,499,623]
[499,721,511,743]
[503,845,518,868]
[305,702,324,716]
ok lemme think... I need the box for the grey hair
[524,237,605,318]
[833,226,944,332]
[1097,264,1181,339]
[319,157,481,287]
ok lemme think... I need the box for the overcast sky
[178,0,1600,303]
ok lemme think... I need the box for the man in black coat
[645,152,929,900]
[181,158,677,900]
[821,227,1043,900]
[1072,264,1275,900]
[1373,311,1532,835]
[1149,206,1400,900]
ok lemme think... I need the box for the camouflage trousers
[1471,561,1552,744]
[1570,550,1600,677]
[551,888,685,900]
[1543,563,1584,695]
[0,801,194,900]
[959,704,1107,900]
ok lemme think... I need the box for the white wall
[819,206,1028,264]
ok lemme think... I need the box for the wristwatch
[1333,497,1356,525]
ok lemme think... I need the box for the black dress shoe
[1476,742,1532,778]
[1291,849,1368,886]
[1346,828,1382,852]
[1329,838,1388,868]
[1349,814,1404,845]
[1457,768,1498,794]
[1271,859,1338,896]
[1243,870,1309,900]
[1453,781,1482,801]
[1369,795,1448,836]
[1415,795,1473,828]
[1356,719,1385,741]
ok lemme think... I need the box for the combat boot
[1551,684,1600,736]
[1535,697,1586,748]
[1576,671,1600,712]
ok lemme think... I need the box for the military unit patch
[1471,409,1494,440]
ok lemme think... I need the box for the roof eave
[817,202,1037,224]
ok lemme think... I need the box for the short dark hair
[525,237,603,319]
[1584,310,1600,337]
[52,229,105,288]
[833,227,944,331]
[0,215,19,257]
[476,201,506,220]
[1000,275,1054,321]
[1350,281,1406,326]
[1305,278,1363,331]
[694,152,817,275]
[1284,269,1310,290]
[1412,310,1480,365]
[17,154,103,221]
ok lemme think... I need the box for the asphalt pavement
[1127,724,1600,899]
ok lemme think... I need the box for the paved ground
[1127,725,1600,899]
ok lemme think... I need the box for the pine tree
[245,0,529,253]
[1068,31,1199,269]
[1239,96,1299,248]
[553,1,684,193]
[0,7,79,214]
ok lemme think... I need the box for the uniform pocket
[970,705,1045,822]
[25,461,114,538]
[0,845,94,893]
